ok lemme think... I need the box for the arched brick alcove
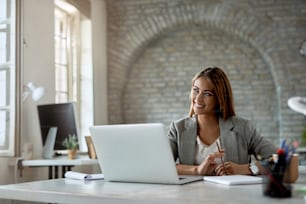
[107,1,306,143]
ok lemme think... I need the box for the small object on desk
[65,171,104,181]
[260,139,296,198]
[203,175,263,185]
[85,136,97,159]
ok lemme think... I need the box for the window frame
[54,2,80,104]
[0,0,18,156]
[54,0,93,152]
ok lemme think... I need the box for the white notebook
[203,175,263,185]
[65,171,104,181]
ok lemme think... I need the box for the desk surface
[22,155,98,167]
[1,174,306,204]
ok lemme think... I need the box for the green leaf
[62,134,79,149]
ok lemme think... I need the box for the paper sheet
[203,175,263,185]
[65,171,104,181]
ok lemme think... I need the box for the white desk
[296,148,306,165]
[20,155,98,179]
[1,174,306,204]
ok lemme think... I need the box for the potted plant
[62,134,78,159]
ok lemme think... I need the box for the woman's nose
[195,93,204,101]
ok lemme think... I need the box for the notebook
[89,123,202,185]
[203,175,263,185]
[64,171,104,181]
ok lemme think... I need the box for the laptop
[89,123,202,185]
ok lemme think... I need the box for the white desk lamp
[287,96,306,115]
[23,82,45,102]
[287,96,306,149]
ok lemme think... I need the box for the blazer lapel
[219,118,234,144]
[219,118,240,162]
[180,117,197,165]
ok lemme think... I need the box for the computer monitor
[37,102,80,155]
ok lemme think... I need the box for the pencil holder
[260,160,292,198]
[283,153,299,183]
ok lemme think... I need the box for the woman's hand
[196,151,224,175]
[214,162,251,175]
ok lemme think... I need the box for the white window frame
[0,0,17,156]
[54,0,93,152]
[54,3,80,103]
[0,0,16,156]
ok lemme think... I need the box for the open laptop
[89,123,202,185]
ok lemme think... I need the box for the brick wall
[105,0,306,145]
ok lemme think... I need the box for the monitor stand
[42,127,58,159]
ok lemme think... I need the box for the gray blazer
[167,116,276,165]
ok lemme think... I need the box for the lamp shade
[23,82,45,102]
[287,96,306,115]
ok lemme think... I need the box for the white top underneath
[195,136,222,165]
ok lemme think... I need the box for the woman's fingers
[215,162,235,175]
[210,151,225,159]
[198,151,227,175]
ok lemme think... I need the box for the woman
[168,67,276,176]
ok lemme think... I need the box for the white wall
[0,0,107,185]
[22,0,56,160]
[91,0,108,125]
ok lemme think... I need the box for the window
[0,0,16,156]
[54,0,93,151]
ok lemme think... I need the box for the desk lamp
[288,96,306,115]
[22,82,45,101]
[288,96,306,148]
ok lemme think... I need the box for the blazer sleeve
[222,117,277,163]
[245,120,277,160]
[167,121,179,162]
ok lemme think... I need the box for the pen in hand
[216,141,227,175]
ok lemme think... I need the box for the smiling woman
[168,66,276,176]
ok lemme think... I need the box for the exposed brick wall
[105,0,306,145]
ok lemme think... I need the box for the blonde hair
[188,67,235,120]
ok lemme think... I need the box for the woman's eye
[203,92,213,97]
[192,88,199,93]
[192,87,213,97]
[204,92,212,96]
